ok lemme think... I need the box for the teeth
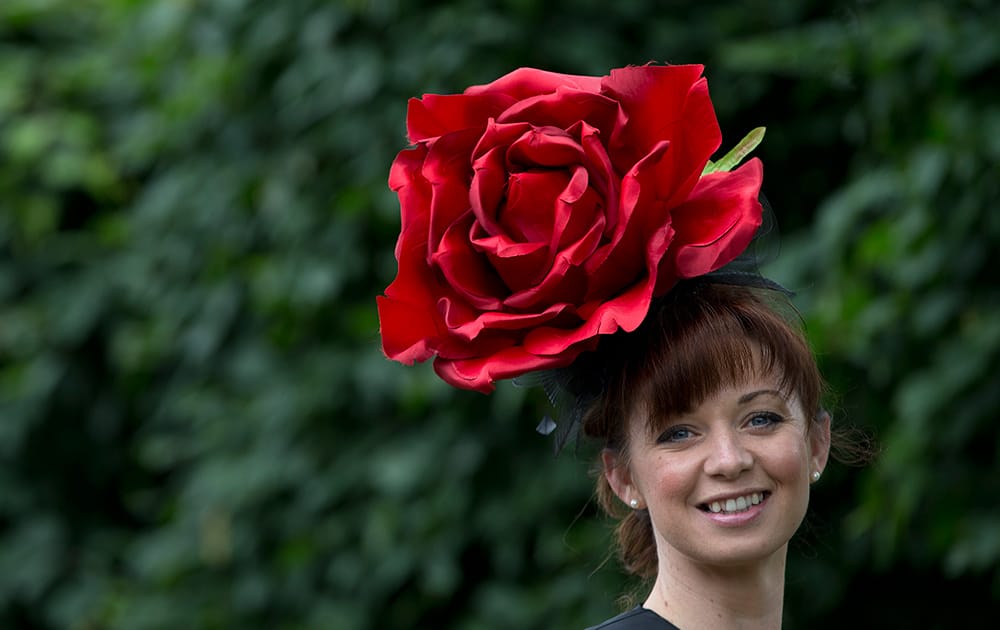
[706,493,764,514]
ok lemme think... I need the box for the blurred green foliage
[0,0,996,628]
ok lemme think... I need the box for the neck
[643,545,787,630]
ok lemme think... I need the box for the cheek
[766,436,813,496]
[635,453,698,503]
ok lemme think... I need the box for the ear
[809,409,832,477]
[602,448,641,508]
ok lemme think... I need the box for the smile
[699,491,770,515]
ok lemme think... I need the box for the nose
[703,428,754,478]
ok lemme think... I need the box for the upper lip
[696,489,770,506]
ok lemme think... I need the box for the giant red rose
[377,64,763,392]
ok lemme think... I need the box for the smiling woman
[377,63,848,630]
[582,281,832,629]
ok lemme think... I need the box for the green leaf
[702,126,765,175]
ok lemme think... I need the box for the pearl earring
[812,471,821,482]
[629,499,639,509]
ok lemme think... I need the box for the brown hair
[581,280,826,579]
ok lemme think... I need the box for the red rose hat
[377,64,765,392]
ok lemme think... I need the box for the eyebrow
[738,389,786,404]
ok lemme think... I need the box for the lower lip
[700,496,768,527]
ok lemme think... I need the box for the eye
[657,425,695,443]
[747,411,783,429]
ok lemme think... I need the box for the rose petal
[500,170,568,242]
[379,145,450,363]
[522,219,675,356]
[472,167,569,291]
[441,298,576,340]
[602,65,720,179]
[552,168,604,252]
[520,281,649,356]
[569,120,618,228]
[584,139,674,299]
[506,125,584,169]
[432,217,507,310]
[502,168,604,309]
[407,92,514,143]
[471,119,533,162]
[388,146,431,257]
[503,255,587,310]
[667,158,764,281]
[499,88,623,138]
[433,338,597,393]
[466,67,603,100]
[473,232,551,292]
[377,291,440,363]
[378,213,445,363]
[470,120,534,236]
[469,145,510,238]
[421,128,482,257]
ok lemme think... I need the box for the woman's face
[604,374,830,569]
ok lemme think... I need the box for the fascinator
[377,64,773,444]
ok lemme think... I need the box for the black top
[586,607,681,630]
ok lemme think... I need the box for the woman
[581,280,831,629]
[377,64,841,629]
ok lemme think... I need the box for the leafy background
[1,0,997,628]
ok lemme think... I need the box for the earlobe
[810,409,832,476]
[601,448,636,506]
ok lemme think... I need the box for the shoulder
[585,606,681,630]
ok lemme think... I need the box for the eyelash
[656,426,694,443]
[747,411,784,429]
[655,411,785,443]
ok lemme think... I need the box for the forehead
[639,329,794,410]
